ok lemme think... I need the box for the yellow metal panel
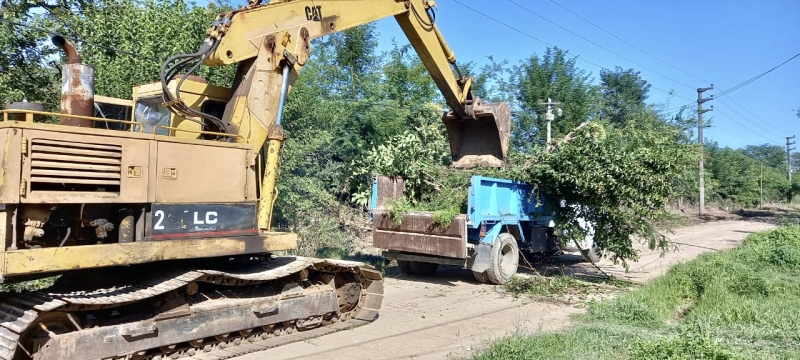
[0,122,250,149]
[147,140,159,203]
[154,141,249,203]
[1,233,298,278]
[20,129,150,204]
[0,128,21,204]
[258,136,283,230]
[135,79,231,101]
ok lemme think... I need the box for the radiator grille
[29,138,122,193]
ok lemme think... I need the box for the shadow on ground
[358,251,614,288]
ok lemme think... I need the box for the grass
[471,225,800,360]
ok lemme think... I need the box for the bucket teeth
[442,99,511,169]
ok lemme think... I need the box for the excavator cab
[442,98,511,169]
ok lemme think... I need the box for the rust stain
[60,64,94,127]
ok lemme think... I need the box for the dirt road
[237,219,775,360]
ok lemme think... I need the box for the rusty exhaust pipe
[52,35,81,64]
[52,35,94,127]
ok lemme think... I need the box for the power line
[723,96,784,133]
[714,98,783,138]
[0,18,162,63]
[546,0,710,84]
[448,0,693,102]
[714,52,800,98]
[712,107,778,144]
[506,0,696,91]
[664,102,695,113]
[664,51,800,128]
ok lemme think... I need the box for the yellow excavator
[0,0,510,359]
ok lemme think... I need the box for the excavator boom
[165,0,511,169]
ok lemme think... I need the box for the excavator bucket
[442,99,511,168]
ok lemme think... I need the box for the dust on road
[237,219,775,360]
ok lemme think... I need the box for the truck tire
[397,260,415,275]
[486,233,519,285]
[472,271,489,283]
[409,261,439,276]
[580,244,603,263]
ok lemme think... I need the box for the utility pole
[787,135,795,182]
[760,161,763,209]
[538,98,562,145]
[697,85,714,216]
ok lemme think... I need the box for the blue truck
[370,175,601,285]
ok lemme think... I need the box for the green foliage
[387,197,413,227]
[743,144,786,169]
[431,207,459,228]
[348,109,451,207]
[705,142,792,207]
[0,276,59,294]
[496,47,599,152]
[0,1,62,110]
[474,225,800,360]
[504,275,581,297]
[629,328,738,360]
[599,66,652,126]
[506,112,694,265]
[289,214,354,258]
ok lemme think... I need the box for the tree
[743,144,786,169]
[599,66,651,126]
[38,0,236,99]
[791,152,800,172]
[0,1,65,110]
[498,47,599,153]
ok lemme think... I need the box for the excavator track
[0,255,383,360]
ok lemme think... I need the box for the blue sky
[219,0,800,149]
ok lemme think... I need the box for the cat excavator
[0,0,510,359]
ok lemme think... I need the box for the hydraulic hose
[158,37,229,137]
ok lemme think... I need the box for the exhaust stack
[53,35,94,127]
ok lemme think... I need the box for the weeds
[629,328,738,360]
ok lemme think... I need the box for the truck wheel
[410,261,439,276]
[397,260,414,275]
[472,271,489,283]
[486,233,519,285]
[580,244,603,263]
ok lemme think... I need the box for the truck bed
[371,209,468,259]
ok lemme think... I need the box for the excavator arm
[160,0,510,230]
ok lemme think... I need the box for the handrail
[0,109,243,141]
[0,109,141,132]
